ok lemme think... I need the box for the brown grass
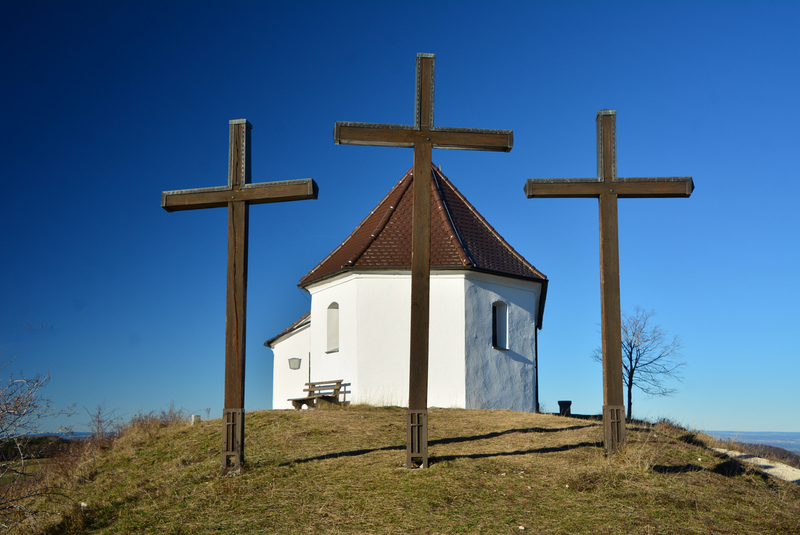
[13,407,800,534]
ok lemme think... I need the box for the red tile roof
[299,165,546,287]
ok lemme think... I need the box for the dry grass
[15,407,800,534]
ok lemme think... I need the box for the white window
[492,301,508,350]
[326,302,339,352]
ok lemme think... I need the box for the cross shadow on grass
[431,441,602,463]
[432,424,597,446]
[280,424,600,466]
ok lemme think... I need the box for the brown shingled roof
[299,165,546,287]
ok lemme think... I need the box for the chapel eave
[264,311,311,348]
[298,264,547,292]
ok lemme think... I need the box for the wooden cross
[335,53,512,468]
[524,110,693,453]
[162,119,318,472]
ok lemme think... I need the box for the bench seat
[289,380,350,409]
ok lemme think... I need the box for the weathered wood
[524,178,693,198]
[334,124,513,151]
[334,53,512,468]
[407,410,429,469]
[290,380,351,410]
[161,180,318,211]
[162,119,317,473]
[409,143,432,412]
[524,110,693,454]
[224,200,248,410]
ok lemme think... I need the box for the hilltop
[16,407,800,534]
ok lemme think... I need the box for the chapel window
[492,301,508,350]
[326,302,339,352]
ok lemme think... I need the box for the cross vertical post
[162,119,318,473]
[524,110,693,453]
[596,111,625,450]
[409,56,434,415]
[335,54,512,467]
[223,119,250,471]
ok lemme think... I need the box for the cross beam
[524,110,693,453]
[335,53,512,468]
[162,119,317,473]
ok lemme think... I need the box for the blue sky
[2,1,798,434]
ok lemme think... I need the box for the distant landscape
[706,431,800,456]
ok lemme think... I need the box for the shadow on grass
[652,464,705,474]
[651,457,772,483]
[432,441,602,463]
[280,425,600,466]
[563,413,603,422]
[679,432,707,447]
[432,424,598,447]
[711,459,760,478]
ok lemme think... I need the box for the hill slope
[28,407,800,534]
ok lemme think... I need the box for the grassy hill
[17,406,800,534]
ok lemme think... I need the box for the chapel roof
[298,165,546,287]
[264,311,310,348]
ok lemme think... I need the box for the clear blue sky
[2,1,798,434]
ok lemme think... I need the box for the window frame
[492,301,509,350]
[326,302,340,353]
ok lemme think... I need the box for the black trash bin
[558,400,572,417]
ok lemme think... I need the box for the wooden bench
[289,380,351,410]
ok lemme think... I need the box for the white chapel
[266,165,548,411]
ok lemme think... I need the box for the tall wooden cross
[334,53,512,468]
[524,110,693,453]
[162,119,318,472]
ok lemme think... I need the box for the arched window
[326,302,339,352]
[492,301,508,350]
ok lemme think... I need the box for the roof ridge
[345,172,413,267]
[438,169,546,280]
[431,166,473,267]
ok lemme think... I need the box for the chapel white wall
[351,272,466,408]
[270,323,311,410]
[306,271,466,408]
[427,273,467,408]
[464,273,541,412]
[307,275,359,394]
[352,273,410,406]
[276,270,541,412]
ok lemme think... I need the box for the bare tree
[592,307,685,421]
[1,361,74,530]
